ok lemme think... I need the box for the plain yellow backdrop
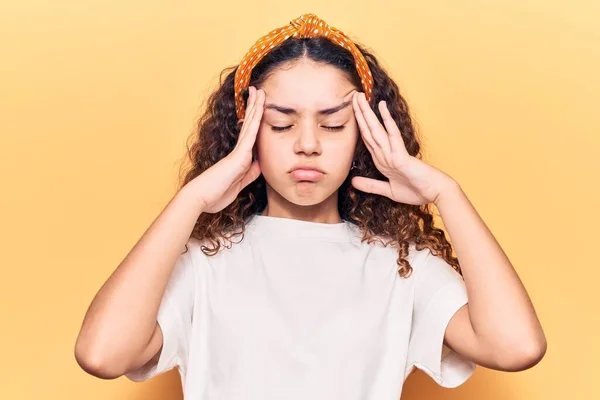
[1,1,598,399]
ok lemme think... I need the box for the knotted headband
[233,13,374,120]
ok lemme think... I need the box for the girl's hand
[189,86,265,213]
[351,91,455,205]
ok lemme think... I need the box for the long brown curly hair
[177,37,462,279]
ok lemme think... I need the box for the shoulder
[355,231,427,263]
[362,237,449,278]
[349,229,429,270]
[406,246,464,292]
[174,237,211,275]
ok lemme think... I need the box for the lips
[289,168,324,181]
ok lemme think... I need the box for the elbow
[495,336,547,371]
[74,340,126,380]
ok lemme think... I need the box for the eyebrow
[264,100,352,116]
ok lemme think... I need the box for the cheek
[256,128,274,159]
[326,130,359,161]
[255,131,286,174]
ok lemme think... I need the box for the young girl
[75,13,547,399]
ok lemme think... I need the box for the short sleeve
[404,248,476,388]
[124,244,195,382]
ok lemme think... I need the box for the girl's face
[256,59,360,209]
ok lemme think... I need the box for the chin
[267,177,340,207]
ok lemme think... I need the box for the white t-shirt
[125,214,476,398]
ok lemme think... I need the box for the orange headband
[233,13,374,121]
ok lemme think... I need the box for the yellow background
[1,0,598,399]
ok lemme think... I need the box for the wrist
[178,177,208,214]
[433,178,461,207]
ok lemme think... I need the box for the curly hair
[178,37,462,279]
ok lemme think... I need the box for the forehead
[260,59,356,111]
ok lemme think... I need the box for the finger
[352,91,376,152]
[244,86,256,120]
[353,92,386,163]
[357,92,391,156]
[238,89,264,151]
[235,87,258,149]
[378,100,407,155]
[351,176,392,198]
[239,86,256,131]
[241,86,256,124]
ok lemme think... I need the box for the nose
[293,123,322,155]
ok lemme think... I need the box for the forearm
[434,180,546,357]
[75,181,205,373]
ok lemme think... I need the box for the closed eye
[271,125,346,132]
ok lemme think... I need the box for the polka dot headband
[233,13,374,121]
